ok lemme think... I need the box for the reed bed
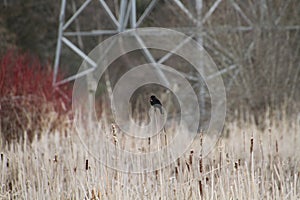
[0,108,299,199]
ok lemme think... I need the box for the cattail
[250,135,254,175]
[199,131,203,174]
[206,177,209,183]
[250,136,254,154]
[175,166,179,180]
[199,158,203,173]
[111,124,116,136]
[111,124,117,146]
[155,170,159,181]
[198,180,203,197]
[177,158,181,167]
[8,182,12,191]
[189,150,194,165]
[234,161,238,170]
[85,159,89,170]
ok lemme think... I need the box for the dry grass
[0,108,299,199]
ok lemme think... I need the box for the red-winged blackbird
[150,95,163,114]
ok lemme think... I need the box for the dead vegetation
[0,107,299,199]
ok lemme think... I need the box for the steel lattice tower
[53,0,299,118]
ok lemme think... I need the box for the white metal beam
[158,34,195,64]
[118,0,128,31]
[63,0,93,31]
[230,0,253,26]
[131,0,136,28]
[134,33,170,87]
[136,0,158,27]
[98,0,119,28]
[201,0,222,24]
[173,0,197,24]
[64,30,118,36]
[62,37,97,68]
[53,0,66,85]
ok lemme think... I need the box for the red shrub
[0,50,72,143]
[0,50,71,111]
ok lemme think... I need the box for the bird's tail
[154,104,164,115]
[159,106,163,114]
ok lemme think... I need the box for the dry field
[0,108,299,199]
